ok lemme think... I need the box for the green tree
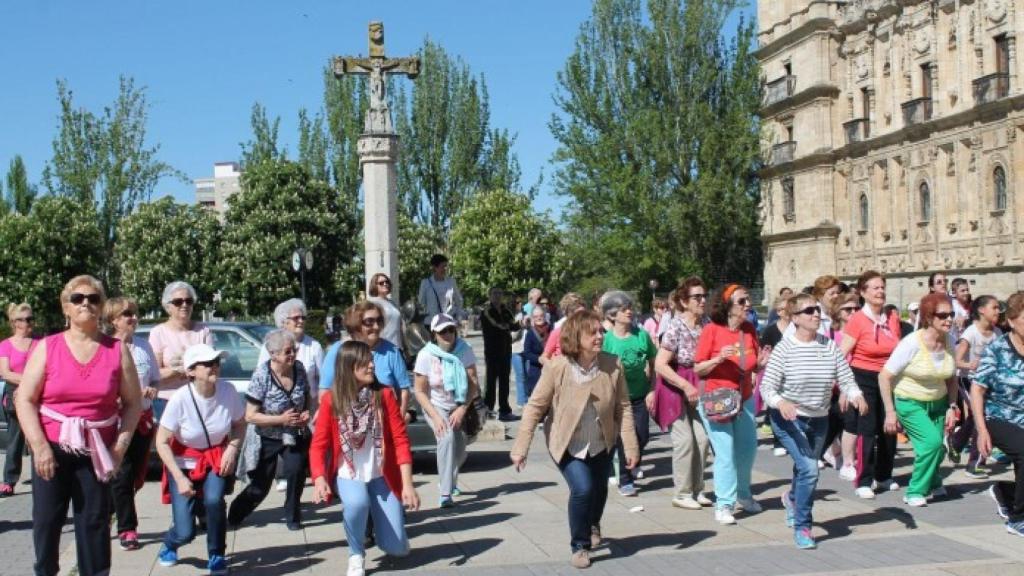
[449,189,559,305]
[322,70,367,204]
[5,155,36,215]
[0,197,105,330]
[117,197,222,313]
[550,0,762,292]
[240,102,285,167]
[397,210,443,301]
[220,159,353,314]
[297,108,331,184]
[41,77,182,289]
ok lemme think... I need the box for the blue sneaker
[1007,520,1024,537]
[451,486,462,497]
[157,545,178,567]
[439,496,455,508]
[794,527,816,549]
[208,554,229,575]
[618,483,638,497]
[781,490,795,528]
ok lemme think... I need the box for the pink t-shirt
[543,325,563,359]
[40,333,122,445]
[0,337,39,375]
[147,322,213,399]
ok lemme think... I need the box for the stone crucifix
[332,21,420,134]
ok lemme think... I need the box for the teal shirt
[602,327,657,400]
[973,333,1024,428]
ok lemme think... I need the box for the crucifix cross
[333,21,420,134]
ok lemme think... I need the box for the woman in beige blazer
[511,310,639,569]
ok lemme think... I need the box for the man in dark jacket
[481,287,518,421]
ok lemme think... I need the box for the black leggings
[843,369,896,488]
[988,418,1024,522]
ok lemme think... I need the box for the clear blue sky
[0,1,754,217]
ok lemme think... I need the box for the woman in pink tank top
[15,275,142,576]
[0,302,39,496]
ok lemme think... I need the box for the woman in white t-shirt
[154,344,245,575]
[952,295,1002,477]
[413,313,480,508]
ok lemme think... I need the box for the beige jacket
[511,353,639,463]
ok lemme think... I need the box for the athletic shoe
[618,483,638,497]
[794,527,816,549]
[736,498,762,514]
[990,485,1010,520]
[275,479,288,492]
[929,486,947,499]
[838,465,857,482]
[632,468,645,480]
[715,507,737,525]
[855,487,876,499]
[772,447,788,457]
[781,490,795,528]
[286,521,303,531]
[945,434,961,465]
[671,496,703,510]
[608,477,618,486]
[571,549,591,569]
[498,412,520,422]
[347,553,366,576]
[965,465,990,479]
[903,495,928,507]
[207,555,228,575]
[118,530,140,551]
[157,545,178,567]
[696,493,713,506]
[822,450,839,469]
[1006,520,1024,537]
[0,483,13,497]
[817,460,826,469]
[873,478,900,492]
[439,496,455,508]
[451,486,462,497]
[987,449,1010,465]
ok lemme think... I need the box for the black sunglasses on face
[14,316,33,323]
[361,316,383,327]
[795,305,821,316]
[439,326,457,335]
[377,280,391,286]
[69,293,102,306]
[121,310,138,318]
[933,311,954,321]
[688,293,707,301]
[170,297,195,307]
[195,359,220,369]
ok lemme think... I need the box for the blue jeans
[164,471,228,557]
[512,353,527,406]
[700,396,757,508]
[336,476,410,558]
[557,450,612,552]
[770,410,828,530]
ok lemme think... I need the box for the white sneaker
[347,554,365,576]
[855,487,876,499]
[715,507,736,525]
[696,493,713,506]
[772,447,788,457]
[872,479,900,492]
[736,498,762,513]
[822,450,838,469]
[903,495,927,507]
[838,465,857,482]
[608,477,618,486]
[275,479,288,492]
[671,496,702,510]
[817,459,826,469]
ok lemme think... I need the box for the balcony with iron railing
[770,141,796,166]
[843,118,870,144]
[973,72,1010,105]
[901,98,933,126]
[764,75,797,107]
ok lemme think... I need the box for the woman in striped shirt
[760,293,867,549]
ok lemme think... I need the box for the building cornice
[761,222,842,244]
[837,264,1024,284]
[760,151,836,179]
[761,84,842,118]
[756,17,838,61]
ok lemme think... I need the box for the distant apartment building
[194,162,241,218]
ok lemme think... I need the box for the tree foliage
[449,189,559,305]
[42,77,182,290]
[117,197,222,313]
[397,209,443,301]
[5,155,37,215]
[0,197,105,330]
[240,102,285,168]
[551,0,763,293]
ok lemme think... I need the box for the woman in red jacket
[310,340,420,576]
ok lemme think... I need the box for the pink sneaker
[0,483,13,497]
[118,530,140,551]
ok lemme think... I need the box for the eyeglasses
[933,311,954,321]
[278,347,297,356]
[538,301,550,306]
[736,297,750,306]
[170,298,195,307]
[376,279,391,286]
[795,305,821,316]
[195,359,221,369]
[121,310,138,318]
[361,316,384,327]
[69,293,102,306]
[287,315,307,322]
[14,316,33,323]
[688,293,707,301]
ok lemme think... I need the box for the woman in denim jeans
[511,310,638,569]
[760,294,866,549]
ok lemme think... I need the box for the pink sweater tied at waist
[39,405,118,481]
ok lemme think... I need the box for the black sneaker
[945,434,961,465]
[498,412,520,422]
[965,465,990,479]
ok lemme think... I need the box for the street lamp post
[292,248,314,303]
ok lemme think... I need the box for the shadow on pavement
[409,512,520,535]
[227,540,334,575]
[378,538,504,570]
[816,506,917,542]
[606,530,716,556]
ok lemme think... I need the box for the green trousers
[895,396,947,498]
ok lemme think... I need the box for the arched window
[919,182,931,222]
[859,193,869,230]
[994,165,1008,211]
[782,177,795,221]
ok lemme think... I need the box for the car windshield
[244,324,274,343]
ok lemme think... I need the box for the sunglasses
[14,316,33,323]
[287,315,307,322]
[361,316,384,327]
[933,311,954,321]
[170,297,195,307]
[539,301,550,306]
[688,293,707,301]
[376,279,391,286]
[438,326,457,335]
[795,305,821,316]
[69,293,102,306]
[121,310,138,318]
[194,359,221,369]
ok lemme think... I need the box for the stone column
[359,133,401,303]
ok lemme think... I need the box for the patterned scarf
[338,387,383,475]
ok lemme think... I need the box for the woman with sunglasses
[311,340,420,576]
[368,273,404,349]
[0,302,38,497]
[104,297,161,551]
[154,343,245,575]
[258,298,324,391]
[149,281,213,414]
[694,283,771,525]
[413,313,480,508]
[761,294,866,549]
[951,295,1002,478]
[15,275,142,576]
[878,293,959,507]
[653,277,712,510]
[839,271,902,499]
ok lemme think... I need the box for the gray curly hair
[599,290,634,321]
[161,281,198,314]
[273,298,307,328]
[264,329,298,356]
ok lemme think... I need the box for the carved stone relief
[986,0,1008,23]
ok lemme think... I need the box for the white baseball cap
[908,302,920,312]
[182,343,228,370]
[430,313,457,333]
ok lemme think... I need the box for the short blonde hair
[103,297,138,332]
[6,303,31,327]
[60,275,106,306]
[559,310,603,363]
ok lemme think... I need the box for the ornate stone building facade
[758,0,1024,305]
